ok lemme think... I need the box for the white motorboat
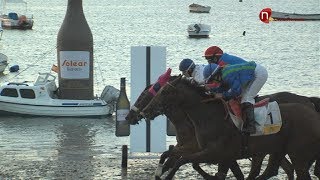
[0,0,34,29]
[187,23,211,38]
[0,73,119,117]
[189,3,211,13]
[0,53,8,73]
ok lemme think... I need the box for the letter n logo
[259,8,272,23]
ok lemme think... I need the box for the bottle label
[59,51,90,79]
[116,109,129,121]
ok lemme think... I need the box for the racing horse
[127,76,319,179]
[126,82,244,180]
[141,76,320,180]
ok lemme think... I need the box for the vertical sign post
[130,46,166,153]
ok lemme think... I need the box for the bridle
[130,90,150,113]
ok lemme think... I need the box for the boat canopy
[34,73,56,86]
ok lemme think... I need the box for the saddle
[228,98,282,136]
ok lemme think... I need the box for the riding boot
[241,102,256,134]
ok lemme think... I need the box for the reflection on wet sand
[54,118,95,179]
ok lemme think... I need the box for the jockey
[203,46,247,66]
[179,58,206,85]
[203,62,268,134]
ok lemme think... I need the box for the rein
[131,105,139,112]
[184,111,203,150]
[132,89,152,113]
[166,81,176,89]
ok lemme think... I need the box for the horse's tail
[309,97,320,112]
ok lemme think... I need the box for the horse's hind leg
[256,153,285,180]
[280,157,294,180]
[246,154,265,180]
[290,156,312,180]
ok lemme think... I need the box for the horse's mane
[179,77,209,98]
[142,75,178,91]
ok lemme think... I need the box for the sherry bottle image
[57,0,94,100]
[116,78,130,136]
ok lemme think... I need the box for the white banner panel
[130,46,166,153]
[59,51,90,79]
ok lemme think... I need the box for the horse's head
[141,75,205,120]
[141,76,210,120]
[126,72,177,124]
[125,85,154,125]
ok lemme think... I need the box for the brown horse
[141,76,320,180]
[125,83,244,179]
[127,78,320,179]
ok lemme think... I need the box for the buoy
[9,65,19,72]
[243,31,246,36]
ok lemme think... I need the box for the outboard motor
[100,85,120,112]
[194,24,201,33]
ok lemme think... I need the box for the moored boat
[189,3,211,13]
[0,0,34,29]
[187,23,211,38]
[0,73,119,117]
[271,11,320,21]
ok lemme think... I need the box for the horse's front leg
[161,154,180,175]
[280,157,294,180]
[155,150,172,177]
[164,148,213,180]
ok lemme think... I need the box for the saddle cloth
[229,99,282,136]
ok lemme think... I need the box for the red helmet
[204,46,223,59]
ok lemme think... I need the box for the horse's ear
[171,74,182,85]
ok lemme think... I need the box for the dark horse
[141,76,320,180]
[126,77,320,179]
[126,83,244,180]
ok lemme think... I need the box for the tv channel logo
[259,8,272,23]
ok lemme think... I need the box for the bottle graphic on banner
[116,78,130,137]
[57,0,93,100]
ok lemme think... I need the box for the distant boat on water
[189,3,211,13]
[187,23,211,38]
[0,0,34,29]
[271,11,320,21]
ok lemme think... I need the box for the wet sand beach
[0,116,318,179]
